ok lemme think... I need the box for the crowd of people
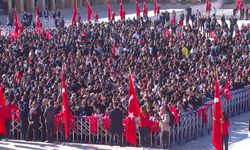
[0,5,249,148]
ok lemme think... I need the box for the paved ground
[172,111,250,150]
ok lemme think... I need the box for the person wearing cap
[26,101,42,141]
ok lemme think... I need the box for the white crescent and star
[214,97,219,103]
[224,89,230,95]
[128,112,134,120]
[62,106,65,112]
[129,95,133,104]
[62,88,66,93]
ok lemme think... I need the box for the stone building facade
[1,0,130,14]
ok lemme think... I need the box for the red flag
[206,0,211,13]
[111,11,115,20]
[197,106,208,124]
[212,77,223,150]
[36,4,41,30]
[169,105,180,125]
[157,4,160,15]
[46,31,52,39]
[123,10,126,20]
[119,0,124,20]
[111,43,116,57]
[154,0,157,16]
[136,0,140,18]
[102,113,110,130]
[143,0,148,17]
[71,0,77,25]
[107,0,112,21]
[125,73,140,146]
[0,83,6,135]
[94,13,99,21]
[86,0,93,21]
[236,0,244,10]
[222,76,231,101]
[164,28,170,39]
[13,7,19,35]
[61,68,71,140]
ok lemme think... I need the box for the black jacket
[44,106,57,124]
[28,106,42,126]
[109,108,123,134]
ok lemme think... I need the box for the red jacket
[139,113,150,128]
[222,119,230,136]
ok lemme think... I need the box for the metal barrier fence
[9,85,250,148]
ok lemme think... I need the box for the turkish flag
[86,0,93,21]
[102,113,110,130]
[236,0,244,10]
[212,77,222,150]
[0,83,6,135]
[13,7,19,36]
[206,0,211,13]
[169,105,180,125]
[119,0,124,20]
[149,119,160,132]
[222,76,231,101]
[197,106,208,124]
[107,0,112,20]
[86,114,98,133]
[111,43,116,57]
[136,0,140,18]
[164,28,170,39]
[143,0,148,17]
[154,0,157,16]
[125,73,140,146]
[71,0,78,25]
[36,4,41,30]
[61,68,72,140]
[46,31,52,39]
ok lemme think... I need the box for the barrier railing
[10,85,250,148]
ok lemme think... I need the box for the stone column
[7,0,13,14]
[26,0,35,12]
[50,0,56,10]
[38,0,46,11]
[16,0,24,13]
[56,0,65,9]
